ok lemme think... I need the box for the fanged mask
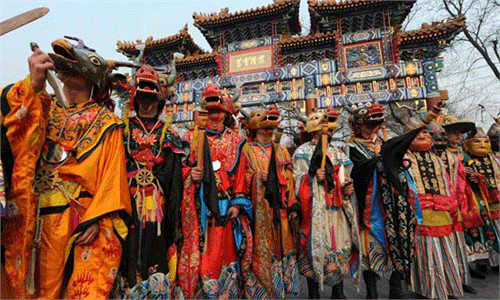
[201,84,236,114]
[348,102,385,126]
[134,65,160,101]
[326,106,339,132]
[248,105,281,130]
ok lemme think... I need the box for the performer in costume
[241,105,300,299]
[462,128,500,268]
[435,115,481,294]
[178,84,252,299]
[122,65,188,298]
[1,37,131,299]
[292,109,358,299]
[405,119,464,300]
[346,101,404,299]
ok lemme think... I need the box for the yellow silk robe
[1,77,131,299]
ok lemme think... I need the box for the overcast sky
[2,0,499,127]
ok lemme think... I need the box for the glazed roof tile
[398,14,466,42]
[280,32,336,47]
[193,0,300,26]
[308,0,416,33]
[116,24,203,57]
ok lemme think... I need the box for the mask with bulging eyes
[48,37,110,94]
[306,111,327,133]
[248,105,281,130]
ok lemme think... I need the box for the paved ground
[288,267,499,299]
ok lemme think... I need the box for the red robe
[178,127,252,299]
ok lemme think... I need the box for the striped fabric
[453,231,471,285]
[411,234,464,300]
[245,254,300,299]
[359,229,393,280]
[201,262,239,299]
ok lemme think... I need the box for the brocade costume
[348,129,424,285]
[405,149,464,299]
[463,152,500,265]
[242,141,300,298]
[1,78,131,299]
[292,140,358,289]
[123,115,188,298]
[347,137,392,279]
[178,126,252,299]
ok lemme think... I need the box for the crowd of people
[1,37,499,299]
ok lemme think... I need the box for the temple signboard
[227,46,274,75]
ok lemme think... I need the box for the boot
[363,270,378,299]
[307,278,320,299]
[331,281,347,299]
[463,284,477,294]
[388,272,404,299]
[469,264,486,279]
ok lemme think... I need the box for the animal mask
[343,100,385,138]
[306,110,327,133]
[158,73,176,101]
[248,105,280,130]
[48,36,109,94]
[346,102,385,126]
[326,106,339,131]
[134,65,160,101]
[201,84,237,114]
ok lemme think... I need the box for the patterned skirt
[127,272,174,299]
[411,233,464,300]
[299,208,352,288]
[359,229,393,280]
[244,253,300,299]
[464,197,500,265]
[452,231,471,285]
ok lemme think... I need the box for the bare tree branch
[441,0,500,80]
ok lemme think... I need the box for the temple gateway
[116,0,464,125]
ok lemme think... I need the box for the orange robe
[242,142,300,298]
[1,77,131,299]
